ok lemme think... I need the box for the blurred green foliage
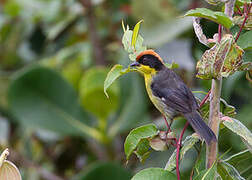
[0,0,251,179]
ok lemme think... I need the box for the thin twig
[80,0,105,65]
[235,3,251,42]
[218,25,222,43]
[235,5,243,15]
[163,115,171,132]
[175,122,189,180]
[175,91,210,180]
[199,90,211,108]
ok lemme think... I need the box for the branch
[206,0,235,172]
[80,0,105,65]
[224,0,236,18]
[206,79,222,169]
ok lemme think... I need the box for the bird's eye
[142,57,148,65]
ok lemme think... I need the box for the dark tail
[184,111,216,145]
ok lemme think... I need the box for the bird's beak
[130,61,140,67]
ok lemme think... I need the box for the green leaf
[220,99,236,118]
[131,168,176,180]
[80,67,119,120]
[164,62,179,69]
[165,134,200,171]
[224,149,251,166]
[184,8,233,29]
[124,124,159,160]
[222,116,252,152]
[3,1,21,17]
[193,162,217,180]
[104,64,133,98]
[132,20,144,48]
[217,161,245,180]
[237,31,252,50]
[73,162,132,180]
[122,29,134,54]
[134,139,151,163]
[224,150,252,179]
[8,66,104,142]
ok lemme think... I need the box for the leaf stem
[199,90,211,108]
[235,5,243,15]
[235,3,252,42]
[163,115,171,132]
[176,122,189,180]
[218,25,222,43]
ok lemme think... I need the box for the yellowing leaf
[0,160,22,180]
[132,20,143,48]
[196,34,244,79]
[122,21,146,61]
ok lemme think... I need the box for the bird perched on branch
[130,49,216,145]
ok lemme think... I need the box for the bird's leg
[162,116,177,146]
[163,115,171,133]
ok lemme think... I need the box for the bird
[130,49,216,145]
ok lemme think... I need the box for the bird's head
[130,49,165,74]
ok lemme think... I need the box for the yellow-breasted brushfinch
[130,49,216,145]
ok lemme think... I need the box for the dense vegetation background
[0,0,251,179]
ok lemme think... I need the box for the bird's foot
[160,131,178,147]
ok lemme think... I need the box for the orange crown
[136,49,163,63]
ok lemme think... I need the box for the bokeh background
[0,0,251,179]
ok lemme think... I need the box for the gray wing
[151,69,199,114]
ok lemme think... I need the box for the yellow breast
[144,74,165,115]
[144,74,175,121]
